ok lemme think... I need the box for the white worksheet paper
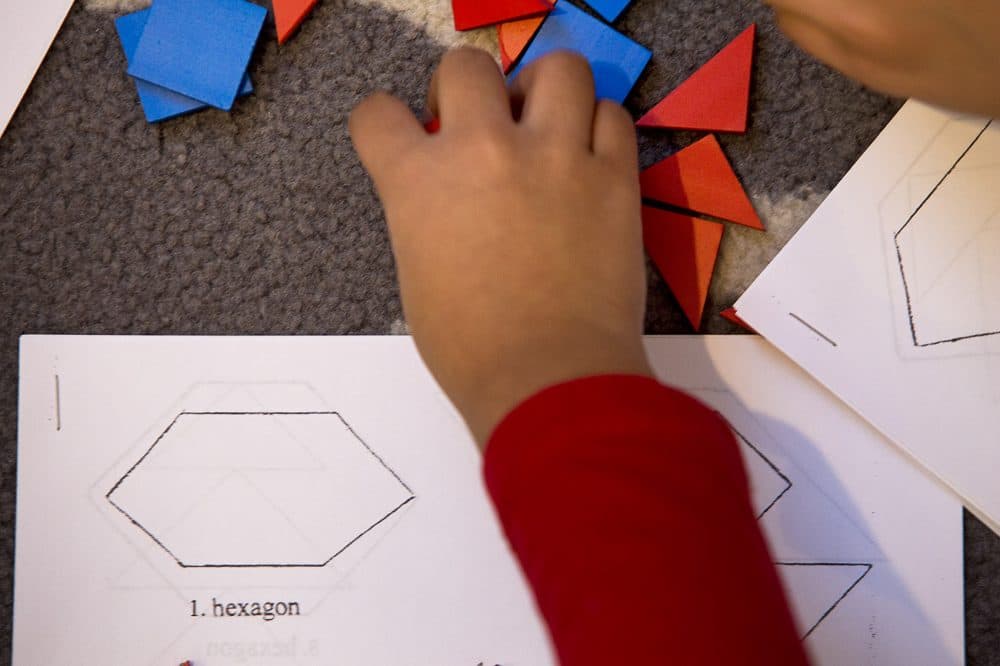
[735,100,1000,533]
[15,336,961,664]
[0,0,75,140]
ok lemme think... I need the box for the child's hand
[350,48,652,445]
[767,0,1000,117]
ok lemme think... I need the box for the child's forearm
[486,375,808,664]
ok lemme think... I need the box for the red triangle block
[274,0,318,44]
[497,3,553,73]
[637,24,755,133]
[640,135,763,230]
[453,0,553,32]
[642,206,724,331]
[720,307,757,333]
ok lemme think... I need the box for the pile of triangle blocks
[116,0,318,123]
[456,0,762,331]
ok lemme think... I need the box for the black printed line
[775,562,873,638]
[894,120,994,347]
[788,313,838,347]
[107,494,187,568]
[106,412,185,498]
[733,429,793,520]
[54,374,61,432]
[321,495,416,566]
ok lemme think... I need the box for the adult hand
[350,48,652,445]
[768,0,1000,118]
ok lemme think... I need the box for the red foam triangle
[453,0,553,32]
[497,3,553,73]
[274,0,318,44]
[642,206,724,331]
[640,135,763,230]
[720,307,757,333]
[637,24,755,133]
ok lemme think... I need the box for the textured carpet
[1,0,998,662]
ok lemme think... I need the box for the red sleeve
[483,375,808,665]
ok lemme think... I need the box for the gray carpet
[1,0,998,662]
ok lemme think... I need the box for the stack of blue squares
[115,0,267,123]
[508,1,650,105]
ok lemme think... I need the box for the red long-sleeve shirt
[484,375,808,665]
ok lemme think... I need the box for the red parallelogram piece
[642,206,724,331]
[497,3,553,73]
[640,134,763,230]
[453,0,552,32]
[720,307,758,333]
[274,0,318,44]
[637,24,755,133]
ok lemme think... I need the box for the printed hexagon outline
[894,120,999,347]
[106,411,415,568]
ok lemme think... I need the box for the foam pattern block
[637,24,755,133]
[115,9,252,123]
[274,0,318,44]
[581,0,632,23]
[508,1,651,104]
[640,134,763,230]
[452,0,552,32]
[126,0,266,111]
[642,205,724,331]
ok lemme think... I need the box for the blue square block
[508,2,651,104]
[126,0,266,111]
[116,9,253,123]
[582,0,632,23]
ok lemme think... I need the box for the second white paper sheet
[15,336,962,664]
[736,100,1000,533]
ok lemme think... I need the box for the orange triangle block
[275,0,318,44]
[642,206,724,331]
[637,24,755,133]
[640,135,763,230]
[720,307,757,333]
[453,0,553,32]
[497,3,553,73]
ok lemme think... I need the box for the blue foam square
[508,2,651,104]
[582,0,632,23]
[116,9,253,123]
[126,0,266,111]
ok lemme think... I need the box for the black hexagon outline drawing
[894,120,998,347]
[106,410,415,568]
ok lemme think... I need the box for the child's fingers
[509,51,596,147]
[427,47,512,131]
[349,91,425,185]
[592,99,638,170]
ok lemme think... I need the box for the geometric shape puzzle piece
[126,0,267,111]
[497,4,553,74]
[452,0,553,32]
[274,0,318,44]
[637,24,755,134]
[580,0,632,23]
[508,0,652,104]
[720,306,758,332]
[640,134,764,230]
[107,412,414,567]
[894,122,1000,346]
[115,8,253,123]
[642,206,724,331]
